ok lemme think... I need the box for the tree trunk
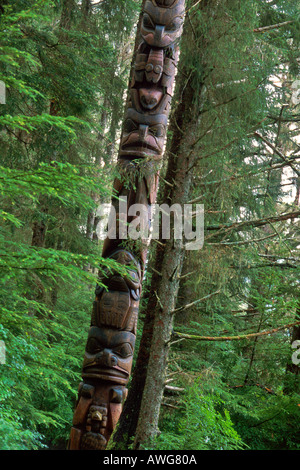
[31,205,48,247]
[133,72,204,449]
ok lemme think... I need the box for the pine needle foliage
[0,0,139,449]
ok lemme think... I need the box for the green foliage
[154,0,300,452]
[225,386,300,450]
[156,381,244,450]
[0,0,299,451]
[0,277,91,449]
[0,0,139,450]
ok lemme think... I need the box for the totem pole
[68,0,185,450]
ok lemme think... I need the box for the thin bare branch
[207,232,278,246]
[206,210,300,232]
[254,132,300,177]
[172,289,221,314]
[253,20,294,33]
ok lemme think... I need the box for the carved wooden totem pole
[69,0,185,450]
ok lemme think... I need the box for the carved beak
[154,25,165,43]
[139,124,149,139]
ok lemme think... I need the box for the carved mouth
[155,0,177,6]
[82,365,129,380]
[122,141,160,154]
[143,33,173,48]
[140,95,161,109]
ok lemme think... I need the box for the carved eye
[86,337,101,354]
[166,17,183,32]
[113,343,133,358]
[143,13,155,30]
[124,119,138,134]
[150,124,165,138]
[127,269,139,284]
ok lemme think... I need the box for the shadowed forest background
[0,0,299,450]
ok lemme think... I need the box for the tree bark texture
[68,0,186,450]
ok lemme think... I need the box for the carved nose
[139,88,163,110]
[109,354,118,367]
[154,25,165,42]
[103,349,118,367]
[96,350,118,367]
[141,94,157,108]
[139,124,148,139]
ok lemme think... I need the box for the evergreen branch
[249,412,282,428]
[189,156,299,191]
[200,79,267,116]
[186,0,203,13]
[187,137,240,173]
[257,254,300,262]
[229,383,275,395]
[173,321,300,342]
[161,402,179,409]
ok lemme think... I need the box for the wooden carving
[69,0,185,450]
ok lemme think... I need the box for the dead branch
[254,132,300,177]
[171,289,221,314]
[253,20,294,33]
[207,232,278,246]
[173,321,300,342]
[206,210,300,232]
[164,385,185,393]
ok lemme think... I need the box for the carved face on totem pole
[141,0,185,48]
[120,109,168,159]
[132,48,176,113]
[82,327,136,385]
[95,249,141,303]
[134,44,177,87]
[119,0,184,160]
[82,250,141,386]
[154,0,180,6]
